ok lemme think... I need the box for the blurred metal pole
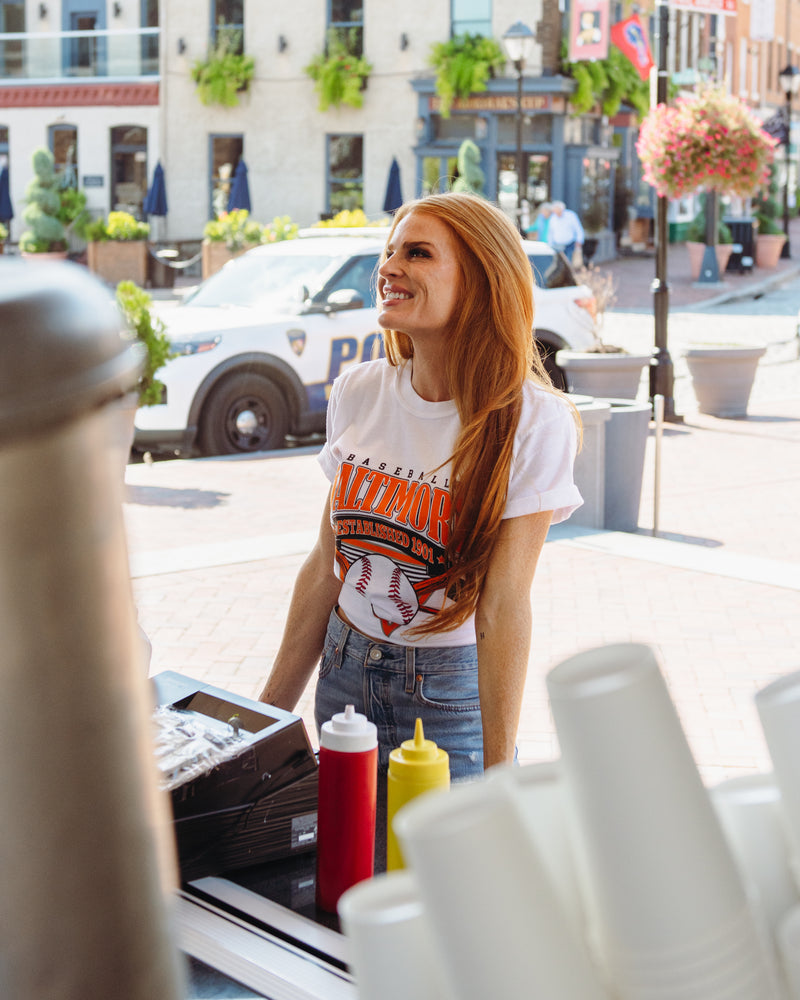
[653,394,665,536]
[0,261,184,999]
[649,0,682,423]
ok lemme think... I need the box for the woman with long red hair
[259,192,582,783]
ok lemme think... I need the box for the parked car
[133,235,596,457]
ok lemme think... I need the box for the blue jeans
[315,607,484,781]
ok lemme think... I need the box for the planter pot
[201,240,251,280]
[755,233,786,269]
[87,240,148,286]
[20,250,69,262]
[686,241,733,282]
[684,345,766,417]
[555,350,651,400]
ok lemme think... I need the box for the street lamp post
[502,21,535,236]
[778,63,800,259]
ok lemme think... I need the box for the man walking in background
[547,201,584,262]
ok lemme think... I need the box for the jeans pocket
[416,668,480,713]
[318,635,337,681]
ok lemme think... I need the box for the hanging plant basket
[305,29,372,111]
[636,88,777,200]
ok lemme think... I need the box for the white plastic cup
[546,643,779,998]
[488,760,589,940]
[778,905,800,999]
[393,773,610,1000]
[338,869,456,1000]
[755,671,800,886]
[712,773,800,942]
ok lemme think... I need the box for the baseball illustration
[344,554,419,626]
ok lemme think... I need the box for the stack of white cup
[546,642,781,999]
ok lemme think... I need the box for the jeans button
[369,647,383,661]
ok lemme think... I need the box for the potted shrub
[555,264,651,399]
[112,280,174,467]
[685,208,734,281]
[201,208,264,279]
[429,33,505,119]
[191,30,255,107]
[87,211,150,287]
[305,29,372,111]
[753,167,786,268]
[19,147,69,259]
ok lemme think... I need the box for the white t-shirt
[318,359,582,647]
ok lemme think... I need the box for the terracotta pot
[555,351,651,400]
[686,241,733,282]
[20,250,69,262]
[755,233,786,269]
[684,345,766,417]
[88,240,148,286]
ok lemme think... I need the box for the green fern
[430,34,506,118]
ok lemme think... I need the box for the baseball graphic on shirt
[345,554,419,626]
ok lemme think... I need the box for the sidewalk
[129,231,800,791]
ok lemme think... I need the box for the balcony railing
[0,28,159,84]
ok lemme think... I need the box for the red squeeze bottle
[315,704,378,913]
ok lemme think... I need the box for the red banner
[569,0,610,62]
[610,14,654,81]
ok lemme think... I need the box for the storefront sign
[82,175,104,187]
[670,0,736,14]
[569,0,610,62]
[428,94,563,113]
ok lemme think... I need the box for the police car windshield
[184,253,343,309]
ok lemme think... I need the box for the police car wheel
[198,372,289,455]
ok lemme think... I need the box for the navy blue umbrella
[0,165,13,224]
[227,160,251,213]
[143,161,168,217]
[382,158,403,214]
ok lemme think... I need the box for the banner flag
[569,0,610,62]
[610,14,654,80]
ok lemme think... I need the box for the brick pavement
[130,237,800,789]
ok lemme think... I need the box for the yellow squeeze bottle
[386,718,450,870]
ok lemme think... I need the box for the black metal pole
[782,91,792,258]
[649,0,681,421]
[515,58,525,236]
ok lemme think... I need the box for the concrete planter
[556,350,650,400]
[755,233,786,269]
[87,240,148,286]
[686,241,733,282]
[684,345,766,417]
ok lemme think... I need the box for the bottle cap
[320,704,377,753]
[388,719,449,780]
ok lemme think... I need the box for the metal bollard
[0,261,185,999]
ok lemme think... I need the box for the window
[210,134,243,218]
[451,0,491,37]
[422,156,458,195]
[0,2,24,77]
[329,0,363,56]
[111,125,147,216]
[213,0,244,54]
[326,254,380,306]
[327,134,363,213]
[49,124,78,186]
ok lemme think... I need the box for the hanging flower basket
[636,88,777,200]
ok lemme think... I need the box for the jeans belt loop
[405,645,416,694]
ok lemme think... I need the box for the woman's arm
[257,491,341,712]
[474,510,553,769]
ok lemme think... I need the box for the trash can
[603,399,652,532]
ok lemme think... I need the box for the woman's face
[377,211,463,342]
